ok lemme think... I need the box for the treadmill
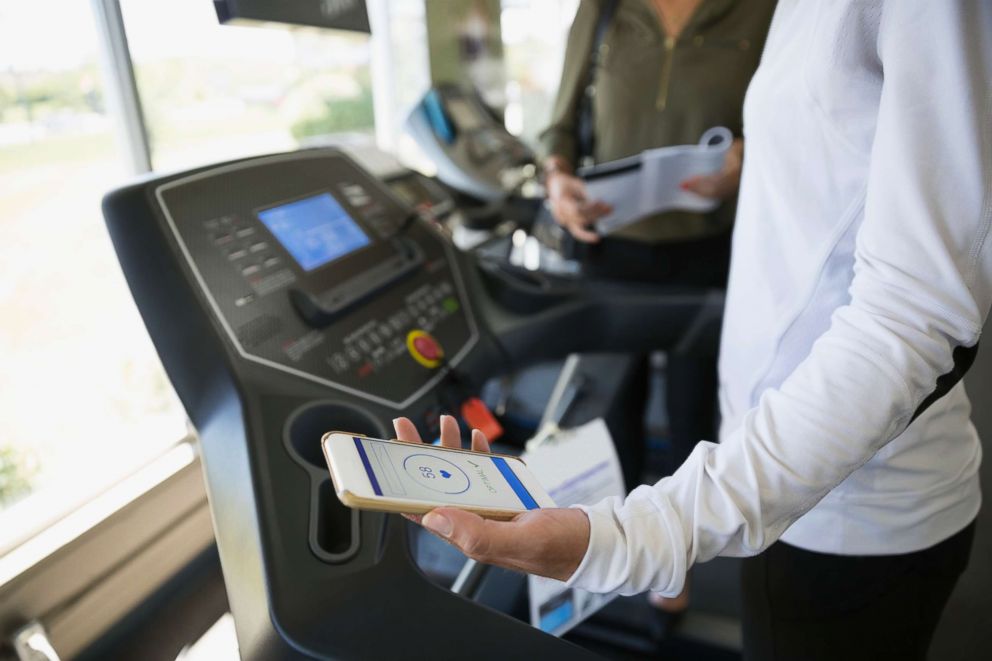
[103,147,723,659]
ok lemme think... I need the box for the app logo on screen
[402,454,470,494]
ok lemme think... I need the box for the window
[0,0,188,555]
[119,0,375,172]
[367,0,433,170]
[500,0,578,146]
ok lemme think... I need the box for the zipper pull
[657,36,678,111]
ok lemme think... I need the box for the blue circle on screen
[402,454,471,495]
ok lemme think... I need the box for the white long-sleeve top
[567,0,992,597]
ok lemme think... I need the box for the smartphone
[321,432,556,520]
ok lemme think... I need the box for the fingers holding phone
[389,415,589,582]
[392,414,490,452]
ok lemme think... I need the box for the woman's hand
[393,415,591,582]
[680,138,744,200]
[546,168,611,244]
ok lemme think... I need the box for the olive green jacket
[541,0,776,242]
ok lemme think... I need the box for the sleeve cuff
[563,488,687,597]
[539,129,578,166]
[564,501,625,593]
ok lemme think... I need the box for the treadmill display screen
[258,193,370,271]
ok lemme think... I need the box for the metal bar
[366,0,398,154]
[90,0,152,174]
[451,558,491,597]
[539,353,584,430]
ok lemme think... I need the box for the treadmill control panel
[155,150,477,407]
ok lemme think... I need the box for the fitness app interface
[257,192,370,271]
[353,437,539,510]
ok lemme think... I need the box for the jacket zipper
[656,35,677,111]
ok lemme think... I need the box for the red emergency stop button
[407,330,444,368]
[413,336,440,360]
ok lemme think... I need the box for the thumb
[422,507,516,562]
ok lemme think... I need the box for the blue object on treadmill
[423,89,456,145]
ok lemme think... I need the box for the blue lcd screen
[257,193,370,271]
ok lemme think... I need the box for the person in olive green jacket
[541,0,775,613]
[543,0,774,268]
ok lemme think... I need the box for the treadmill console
[155,150,477,408]
[386,169,456,219]
[405,84,534,202]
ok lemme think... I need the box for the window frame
[0,440,214,658]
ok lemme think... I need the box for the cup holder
[285,401,387,471]
[315,479,357,557]
[284,401,387,563]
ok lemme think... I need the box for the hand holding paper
[545,171,611,243]
[681,137,744,200]
[579,126,735,236]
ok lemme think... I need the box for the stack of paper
[579,126,733,235]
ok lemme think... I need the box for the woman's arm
[539,0,601,168]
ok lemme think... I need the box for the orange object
[460,397,503,442]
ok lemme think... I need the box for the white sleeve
[565,2,992,597]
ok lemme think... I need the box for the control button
[213,232,234,245]
[242,264,261,276]
[234,293,256,307]
[235,227,255,238]
[357,338,371,353]
[263,256,280,268]
[227,248,248,260]
[249,241,268,253]
[346,346,361,362]
[442,297,460,313]
[341,183,371,206]
[407,330,443,368]
[329,353,349,373]
[378,324,392,338]
[357,362,374,378]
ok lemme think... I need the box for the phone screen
[351,437,540,510]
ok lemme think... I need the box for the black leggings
[742,521,976,661]
[577,232,729,487]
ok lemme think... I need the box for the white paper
[523,418,625,636]
[581,126,733,235]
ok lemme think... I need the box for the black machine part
[103,147,722,660]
